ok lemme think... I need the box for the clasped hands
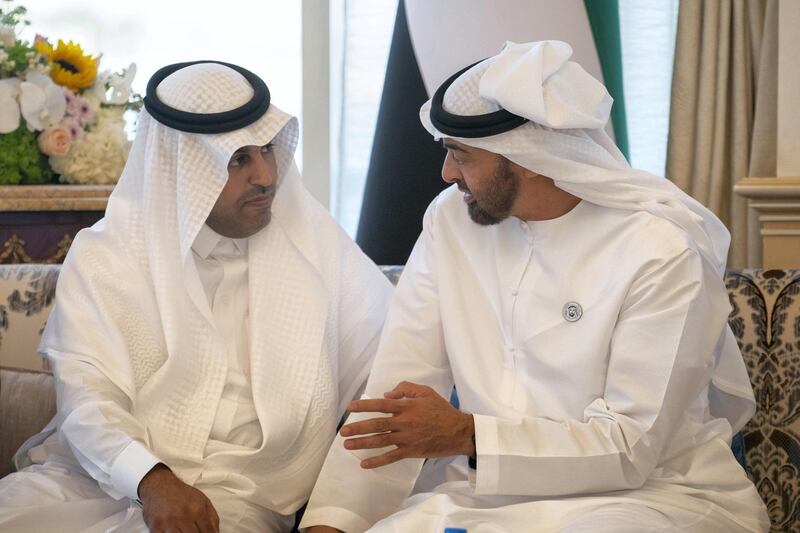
[340,381,475,469]
[135,382,470,533]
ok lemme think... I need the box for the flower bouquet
[0,2,140,186]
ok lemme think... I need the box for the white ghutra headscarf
[40,62,391,510]
[420,41,755,432]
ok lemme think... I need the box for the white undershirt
[192,224,262,452]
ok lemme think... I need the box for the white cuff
[299,506,372,533]
[109,440,162,501]
[472,413,500,494]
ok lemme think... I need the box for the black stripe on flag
[356,0,446,266]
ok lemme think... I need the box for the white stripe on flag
[404,0,614,141]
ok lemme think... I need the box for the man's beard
[467,157,520,226]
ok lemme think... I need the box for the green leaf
[0,125,56,185]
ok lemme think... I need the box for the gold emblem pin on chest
[562,302,582,322]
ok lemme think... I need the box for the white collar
[192,224,248,260]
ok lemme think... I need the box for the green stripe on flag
[584,0,629,160]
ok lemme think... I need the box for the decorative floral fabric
[726,269,800,532]
[0,264,59,372]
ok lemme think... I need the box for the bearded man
[301,41,769,533]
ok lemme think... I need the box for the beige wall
[738,1,800,268]
[778,0,800,176]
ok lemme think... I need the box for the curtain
[666,0,778,268]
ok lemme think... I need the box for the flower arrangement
[0,2,140,185]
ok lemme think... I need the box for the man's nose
[250,154,275,187]
[441,153,461,184]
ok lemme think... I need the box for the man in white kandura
[301,41,769,532]
[0,61,392,532]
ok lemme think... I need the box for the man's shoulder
[585,203,698,262]
[585,202,695,249]
[628,209,696,260]
[61,224,140,287]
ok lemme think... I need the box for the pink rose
[38,126,72,157]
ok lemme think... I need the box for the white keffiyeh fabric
[420,40,755,433]
[37,63,391,512]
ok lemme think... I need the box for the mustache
[240,185,276,203]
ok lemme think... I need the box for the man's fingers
[340,416,397,437]
[346,398,404,415]
[360,447,407,469]
[343,432,399,450]
[384,381,431,399]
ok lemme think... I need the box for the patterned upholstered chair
[725,270,800,532]
[0,265,798,531]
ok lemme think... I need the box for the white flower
[20,72,66,131]
[50,107,131,184]
[0,26,16,48]
[89,70,109,102]
[91,63,136,105]
[0,78,20,133]
[81,91,102,116]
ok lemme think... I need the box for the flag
[357,0,627,265]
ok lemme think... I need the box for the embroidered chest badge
[562,302,583,322]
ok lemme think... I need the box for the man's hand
[138,464,220,533]
[340,381,475,469]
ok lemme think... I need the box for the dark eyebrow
[442,140,468,153]
[234,142,273,155]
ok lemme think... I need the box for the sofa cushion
[0,368,56,477]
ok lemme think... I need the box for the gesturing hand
[340,381,475,469]
[138,464,220,533]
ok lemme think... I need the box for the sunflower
[35,39,98,91]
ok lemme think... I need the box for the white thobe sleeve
[472,247,724,496]
[48,351,161,501]
[333,239,395,418]
[301,203,452,532]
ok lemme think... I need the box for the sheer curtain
[619,0,679,176]
[330,0,397,236]
[331,1,680,235]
